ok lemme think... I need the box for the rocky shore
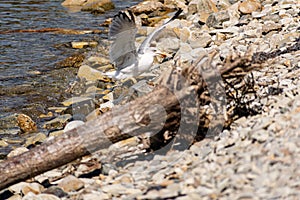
[0,0,300,199]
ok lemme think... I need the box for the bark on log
[0,86,187,190]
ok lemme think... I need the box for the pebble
[238,0,262,14]
[24,133,47,147]
[57,175,84,192]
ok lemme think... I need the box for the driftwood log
[0,54,213,190]
[0,39,299,190]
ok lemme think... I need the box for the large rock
[62,0,87,6]
[81,0,115,12]
[62,0,115,13]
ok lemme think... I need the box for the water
[0,0,140,119]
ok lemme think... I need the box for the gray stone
[57,175,84,192]
[206,10,230,28]
[43,114,72,130]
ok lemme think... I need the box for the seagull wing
[138,9,183,54]
[109,10,138,71]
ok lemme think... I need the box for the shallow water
[0,0,140,119]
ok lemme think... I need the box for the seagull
[105,9,183,80]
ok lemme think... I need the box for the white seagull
[105,9,182,80]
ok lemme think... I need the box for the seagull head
[145,47,167,59]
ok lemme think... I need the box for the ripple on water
[0,0,141,118]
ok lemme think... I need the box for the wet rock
[43,114,72,130]
[7,147,29,158]
[0,114,37,134]
[24,133,47,147]
[81,0,115,13]
[48,130,64,137]
[47,107,68,114]
[62,0,87,6]
[238,0,261,14]
[56,53,85,68]
[39,112,53,119]
[71,41,98,49]
[57,175,84,192]
[63,98,96,117]
[0,139,9,147]
[0,114,20,134]
[77,65,110,82]
[62,97,92,107]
